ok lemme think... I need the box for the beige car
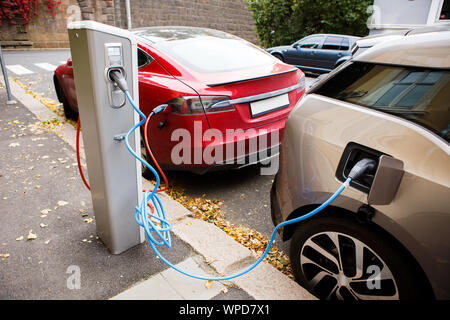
[271,31,450,300]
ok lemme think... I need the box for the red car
[54,26,306,174]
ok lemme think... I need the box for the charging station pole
[67,21,144,254]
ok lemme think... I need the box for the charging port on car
[336,142,387,194]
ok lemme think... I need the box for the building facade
[368,0,450,34]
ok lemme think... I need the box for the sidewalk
[0,80,315,300]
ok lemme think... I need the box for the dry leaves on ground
[26,230,37,241]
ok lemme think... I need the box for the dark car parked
[267,34,360,74]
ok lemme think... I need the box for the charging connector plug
[152,104,168,115]
[348,158,377,180]
[109,69,128,92]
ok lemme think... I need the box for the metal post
[125,0,132,30]
[0,44,17,104]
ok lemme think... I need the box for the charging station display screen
[108,46,121,56]
[106,45,122,67]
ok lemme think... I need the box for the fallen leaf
[205,280,213,289]
[39,223,48,228]
[16,236,24,241]
[26,230,37,241]
[84,218,94,224]
[0,253,10,259]
[44,239,51,245]
[8,143,20,148]
[57,200,68,206]
[40,209,51,215]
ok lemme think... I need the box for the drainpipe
[125,0,132,30]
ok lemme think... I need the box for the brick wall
[0,0,258,49]
[0,0,79,48]
[122,0,259,44]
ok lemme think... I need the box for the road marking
[34,63,57,72]
[6,65,34,75]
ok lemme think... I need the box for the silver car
[271,30,450,300]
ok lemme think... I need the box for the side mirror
[67,58,73,67]
[293,43,299,49]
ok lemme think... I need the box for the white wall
[368,0,445,34]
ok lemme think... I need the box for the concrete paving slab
[171,217,256,276]
[111,257,227,300]
[111,273,184,300]
[231,260,317,300]
[160,257,226,300]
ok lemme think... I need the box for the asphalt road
[2,50,70,102]
[2,49,316,257]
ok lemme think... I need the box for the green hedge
[247,0,372,48]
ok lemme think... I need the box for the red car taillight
[168,96,235,114]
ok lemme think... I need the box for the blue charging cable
[122,89,357,281]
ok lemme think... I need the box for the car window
[314,62,450,142]
[151,36,275,73]
[297,36,323,49]
[322,36,343,50]
[340,38,350,51]
[138,49,154,68]
[439,0,449,20]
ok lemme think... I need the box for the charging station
[67,21,144,254]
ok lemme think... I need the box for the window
[440,0,450,20]
[322,36,343,50]
[297,36,323,49]
[340,38,350,51]
[150,37,274,73]
[314,62,450,142]
[137,49,154,68]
